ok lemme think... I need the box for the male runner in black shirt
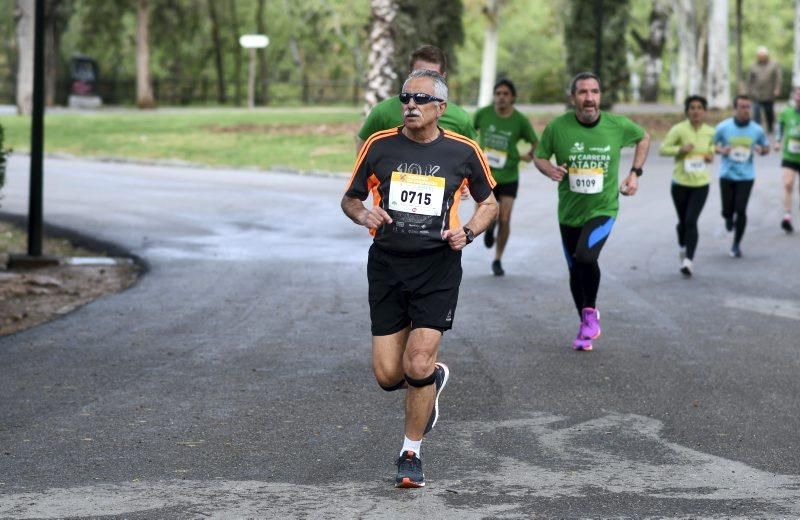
[342,69,498,488]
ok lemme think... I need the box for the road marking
[2,413,799,517]
[724,296,800,321]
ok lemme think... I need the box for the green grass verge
[1,107,731,176]
[0,108,364,174]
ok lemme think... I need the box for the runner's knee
[404,369,436,387]
[403,349,436,381]
[378,378,407,392]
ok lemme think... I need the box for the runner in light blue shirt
[713,95,770,257]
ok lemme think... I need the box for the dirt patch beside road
[0,220,139,336]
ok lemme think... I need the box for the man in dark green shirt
[356,45,476,153]
[473,78,538,276]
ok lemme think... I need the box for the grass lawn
[0,107,364,174]
[0,106,735,175]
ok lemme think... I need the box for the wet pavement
[1,149,799,518]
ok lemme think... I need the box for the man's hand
[543,162,567,181]
[754,144,769,156]
[441,228,468,251]
[619,172,639,196]
[679,143,695,156]
[718,145,731,156]
[359,206,393,229]
[774,141,782,151]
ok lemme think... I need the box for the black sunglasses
[399,92,444,105]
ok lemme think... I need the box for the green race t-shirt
[778,106,800,163]
[473,106,538,184]
[535,112,645,227]
[358,96,477,141]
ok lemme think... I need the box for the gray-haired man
[342,70,498,488]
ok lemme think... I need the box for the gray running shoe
[484,222,496,248]
[395,450,424,488]
[491,260,505,276]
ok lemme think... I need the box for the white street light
[239,34,269,109]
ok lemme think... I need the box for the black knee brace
[405,370,436,388]
[379,379,407,392]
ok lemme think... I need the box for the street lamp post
[239,34,269,109]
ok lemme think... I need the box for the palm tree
[364,0,397,113]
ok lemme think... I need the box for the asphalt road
[1,146,799,519]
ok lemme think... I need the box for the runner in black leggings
[659,95,715,276]
[712,95,770,258]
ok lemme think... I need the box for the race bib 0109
[683,154,706,174]
[568,167,604,194]
[484,147,507,169]
[388,171,445,217]
[730,146,752,163]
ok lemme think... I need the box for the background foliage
[0,0,797,106]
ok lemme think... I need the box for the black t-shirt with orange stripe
[345,127,496,254]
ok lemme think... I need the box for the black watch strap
[463,226,475,244]
[630,167,643,177]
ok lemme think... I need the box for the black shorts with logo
[492,180,519,199]
[367,244,462,336]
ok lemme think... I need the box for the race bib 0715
[568,167,604,194]
[388,171,446,216]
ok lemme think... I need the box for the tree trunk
[207,0,226,104]
[15,0,35,115]
[136,0,155,108]
[364,0,397,113]
[706,0,729,109]
[255,0,269,104]
[631,0,671,102]
[565,0,630,109]
[44,0,71,107]
[672,0,699,103]
[228,0,242,106]
[477,0,500,108]
[734,0,743,93]
[794,0,800,87]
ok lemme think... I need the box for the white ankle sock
[400,436,422,457]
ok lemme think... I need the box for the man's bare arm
[533,156,566,182]
[442,193,498,251]
[341,195,392,229]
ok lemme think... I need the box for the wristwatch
[463,226,475,244]
[630,167,643,177]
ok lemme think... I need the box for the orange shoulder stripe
[442,130,496,188]
[345,128,398,192]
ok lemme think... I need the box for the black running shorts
[781,159,800,173]
[367,244,462,336]
[492,180,519,199]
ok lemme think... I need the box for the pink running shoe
[572,330,593,351]
[579,307,601,340]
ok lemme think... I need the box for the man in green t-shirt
[533,72,651,352]
[356,45,476,153]
[774,85,800,233]
[473,78,538,276]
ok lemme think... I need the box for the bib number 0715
[400,190,432,206]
